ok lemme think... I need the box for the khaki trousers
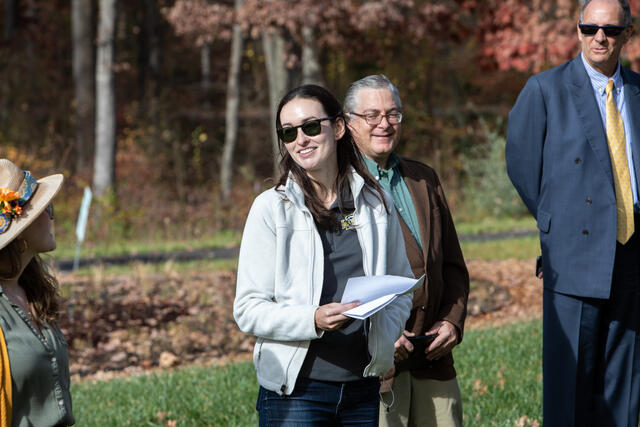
[379,371,462,427]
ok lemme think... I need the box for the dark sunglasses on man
[579,24,627,37]
[277,115,337,143]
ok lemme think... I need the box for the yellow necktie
[605,79,634,243]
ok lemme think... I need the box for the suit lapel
[567,57,613,182]
[621,67,640,188]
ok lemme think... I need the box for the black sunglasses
[277,116,336,143]
[45,203,55,220]
[579,24,627,37]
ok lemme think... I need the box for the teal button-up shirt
[363,154,422,250]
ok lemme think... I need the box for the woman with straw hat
[0,159,74,426]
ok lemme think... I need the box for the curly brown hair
[0,240,61,327]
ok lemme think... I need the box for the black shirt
[299,187,370,381]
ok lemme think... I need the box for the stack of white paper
[340,274,425,320]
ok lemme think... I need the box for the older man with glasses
[345,74,469,427]
[506,0,640,425]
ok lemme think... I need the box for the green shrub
[459,122,528,220]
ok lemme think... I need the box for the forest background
[4,0,640,250]
[7,2,640,422]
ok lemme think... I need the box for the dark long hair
[0,240,61,327]
[275,84,388,228]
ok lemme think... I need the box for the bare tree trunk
[262,30,288,178]
[220,0,244,202]
[302,26,323,86]
[72,0,95,174]
[93,0,117,199]
[201,41,211,108]
[4,0,18,40]
[144,0,162,98]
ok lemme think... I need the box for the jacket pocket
[256,339,300,390]
[537,209,551,233]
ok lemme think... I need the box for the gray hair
[343,74,403,115]
[580,0,632,27]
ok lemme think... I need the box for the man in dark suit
[506,0,640,425]
[344,74,469,427]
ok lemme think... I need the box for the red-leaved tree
[473,0,640,72]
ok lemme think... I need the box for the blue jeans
[256,376,380,426]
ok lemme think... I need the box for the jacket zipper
[355,223,378,372]
[280,211,316,394]
[257,337,264,359]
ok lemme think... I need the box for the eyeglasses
[277,116,336,143]
[349,111,403,126]
[45,203,55,220]
[579,24,627,37]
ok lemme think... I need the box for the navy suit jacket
[506,55,640,299]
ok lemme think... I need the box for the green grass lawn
[72,319,543,426]
[455,216,536,236]
[50,216,538,273]
[461,236,540,260]
[53,227,539,279]
[58,233,538,278]
[55,215,534,262]
[64,257,239,277]
[72,362,259,426]
[53,229,242,260]
[457,320,542,425]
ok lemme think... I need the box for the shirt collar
[362,153,398,173]
[581,52,623,95]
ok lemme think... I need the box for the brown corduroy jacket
[388,156,469,381]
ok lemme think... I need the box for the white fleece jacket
[233,169,413,395]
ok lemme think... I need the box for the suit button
[586,197,592,204]
[575,157,582,164]
[582,229,589,235]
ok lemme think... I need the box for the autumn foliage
[165,0,640,72]
[4,0,640,242]
[474,0,640,72]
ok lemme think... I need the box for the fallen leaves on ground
[515,415,541,427]
[58,257,542,380]
[466,259,542,329]
[58,268,254,380]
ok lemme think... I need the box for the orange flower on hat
[0,188,22,219]
[0,188,19,203]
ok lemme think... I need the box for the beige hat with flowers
[0,159,64,251]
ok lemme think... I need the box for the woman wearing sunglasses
[234,85,413,425]
[0,159,74,426]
